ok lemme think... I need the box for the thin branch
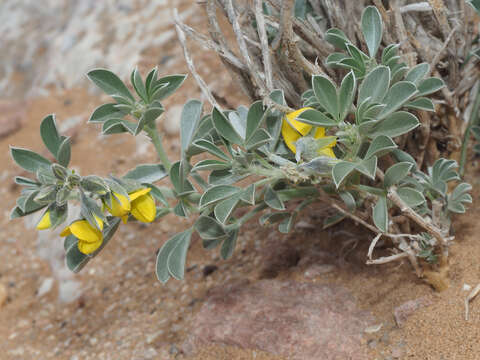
[174,18,247,71]
[430,24,460,72]
[254,0,274,92]
[225,0,267,95]
[366,252,409,265]
[173,9,219,108]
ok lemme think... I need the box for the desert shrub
[10,5,475,288]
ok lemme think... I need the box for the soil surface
[1,1,480,360]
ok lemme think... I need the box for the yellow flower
[105,188,156,224]
[129,188,156,223]
[60,216,104,255]
[36,211,52,230]
[282,107,336,158]
[104,192,131,218]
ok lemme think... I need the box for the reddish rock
[184,280,373,360]
[394,297,432,327]
[0,101,25,139]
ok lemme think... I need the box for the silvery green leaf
[131,67,147,102]
[15,176,40,187]
[57,137,71,167]
[391,64,409,84]
[370,111,419,138]
[150,74,187,101]
[356,156,377,179]
[246,129,272,150]
[264,186,285,210]
[212,107,244,145]
[192,139,230,161]
[364,135,397,159]
[417,77,445,96]
[192,159,230,172]
[356,184,387,196]
[167,229,192,280]
[200,185,239,208]
[80,191,104,230]
[51,163,68,180]
[325,52,348,65]
[346,44,368,64]
[104,178,129,198]
[339,71,356,122]
[11,147,51,173]
[49,204,68,228]
[358,66,390,105]
[194,215,226,240]
[21,190,44,212]
[296,109,337,127]
[381,44,399,64]
[378,81,417,119]
[325,28,350,50]
[80,175,109,194]
[180,100,203,154]
[384,162,413,188]
[64,234,77,251]
[246,100,265,140]
[298,156,332,174]
[373,196,388,232]
[135,106,164,135]
[87,69,134,102]
[36,166,57,185]
[214,195,240,224]
[173,200,188,217]
[269,89,286,106]
[209,169,247,185]
[339,191,356,211]
[240,184,255,205]
[361,6,383,57]
[169,161,195,195]
[405,98,435,112]
[56,187,70,206]
[145,67,158,95]
[278,213,295,234]
[259,212,290,226]
[102,118,136,135]
[397,187,426,207]
[391,149,417,169]
[277,187,319,202]
[312,75,339,120]
[124,164,167,183]
[66,217,120,273]
[405,63,430,84]
[221,229,238,260]
[34,185,57,204]
[467,0,480,13]
[332,161,356,188]
[40,114,61,158]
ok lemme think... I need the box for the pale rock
[37,277,54,297]
[0,283,7,308]
[162,105,183,135]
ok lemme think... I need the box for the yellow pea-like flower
[36,211,52,230]
[60,215,104,255]
[129,188,156,223]
[282,107,336,158]
[104,192,131,218]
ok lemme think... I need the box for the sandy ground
[1,1,480,360]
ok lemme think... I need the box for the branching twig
[430,24,460,73]
[174,9,219,108]
[225,0,267,95]
[254,0,274,92]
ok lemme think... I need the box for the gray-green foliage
[9,6,471,283]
